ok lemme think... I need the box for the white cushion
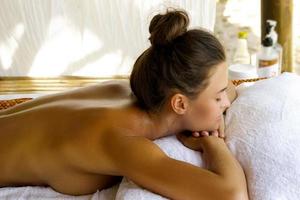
[226,72,300,200]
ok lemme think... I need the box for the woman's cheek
[192,101,219,126]
[207,102,220,119]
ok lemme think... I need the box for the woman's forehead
[204,63,228,94]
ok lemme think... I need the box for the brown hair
[130,9,225,112]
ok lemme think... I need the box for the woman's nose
[222,93,231,109]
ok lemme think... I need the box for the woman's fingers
[200,131,209,137]
[192,131,200,137]
[211,130,219,137]
[192,130,225,138]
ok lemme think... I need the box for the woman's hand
[177,130,223,152]
[177,115,226,151]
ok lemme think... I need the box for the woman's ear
[170,94,189,115]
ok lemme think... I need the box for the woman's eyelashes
[216,90,226,102]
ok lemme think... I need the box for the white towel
[225,72,300,200]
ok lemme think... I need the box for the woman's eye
[216,98,221,102]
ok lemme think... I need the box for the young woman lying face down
[0,10,248,200]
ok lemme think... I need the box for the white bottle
[233,31,250,64]
[257,36,279,78]
[266,19,283,74]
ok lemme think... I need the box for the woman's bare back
[0,80,142,195]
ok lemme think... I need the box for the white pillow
[226,72,300,200]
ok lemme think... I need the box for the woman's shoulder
[89,80,131,97]
[55,79,132,101]
[92,80,131,93]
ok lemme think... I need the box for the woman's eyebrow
[218,87,228,93]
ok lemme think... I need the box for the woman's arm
[105,133,248,200]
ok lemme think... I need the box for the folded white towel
[226,72,300,200]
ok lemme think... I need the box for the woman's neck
[141,107,184,140]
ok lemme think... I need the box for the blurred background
[215,0,299,74]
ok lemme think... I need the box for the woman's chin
[191,123,220,132]
[210,123,220,131]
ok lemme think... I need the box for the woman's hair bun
[149,9,189,46]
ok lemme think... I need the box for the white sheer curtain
[0,0,216,77]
